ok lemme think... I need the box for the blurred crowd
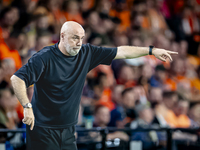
[0,0,200,149]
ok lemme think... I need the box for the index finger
[30,119,34,130]
[167,51,178,54]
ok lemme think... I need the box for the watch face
[27,103,32,108]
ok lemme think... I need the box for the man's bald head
[59,21,85,56]
[60,21,84,34]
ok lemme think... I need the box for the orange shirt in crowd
[63,12,84,25]
[16,101,24,121]
[109,10,131,32]
[97,88,115,111]
[165,110,191,128]
[191,78,200,91]
[188,55,200,68]
[165,78,177,91]
[52,9,66,24]
[0,41,22,70]
[174,75,189,83]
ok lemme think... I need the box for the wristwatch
[23,103,32,108]
[149,45,154,55]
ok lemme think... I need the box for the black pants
[26,125,77,150]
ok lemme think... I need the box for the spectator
[148,87,163,104]
[0,0,200,148]
[80,0,95,12]
[150,64,177,91]
[0,88,19,129]
[163,91,178,110]
[93,105,129,142]
[190,66,200,102]
[109,0,131,32]
[165,96,191,128]
[108,85,124,127]
[116,65,135,87]
[0,58,16,89]
[137,63,154,93]
[93,105,110,127]
[0,6,19,41]
[36,14,50,35]
[0,30,22,70]
[112,85,124,107]
[93,72,115,110]
[129,103,165,150]
[109,88,137,128]
[130,104,154,128]
[63,0,84,25]
[189,103,200,127]
[28,31,52,57]
[151,91,178,127]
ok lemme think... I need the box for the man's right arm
[10,75,35,130]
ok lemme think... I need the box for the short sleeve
[88,44,117,71]
[14,54,45,88]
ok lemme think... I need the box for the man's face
[62,28,85,56]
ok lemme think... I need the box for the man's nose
[77,39,82,46]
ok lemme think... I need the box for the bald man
[10,21,177,150]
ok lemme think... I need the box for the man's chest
[41,58,89,85]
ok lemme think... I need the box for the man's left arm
[115,46,178,62]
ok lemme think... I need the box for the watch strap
[149,45,154,55]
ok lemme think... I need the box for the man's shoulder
[81,43,103,54]
[80,43,94,55]
[81,43,92,49]
[81,43,100,49]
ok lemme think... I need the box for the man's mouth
[73,48,80,50]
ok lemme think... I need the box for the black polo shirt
[14,43,117,128]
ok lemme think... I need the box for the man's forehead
[70,28,85,37]
[72,33,85,37]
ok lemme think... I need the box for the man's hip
[26,125,77,150]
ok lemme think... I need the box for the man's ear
[60,33,64,40]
